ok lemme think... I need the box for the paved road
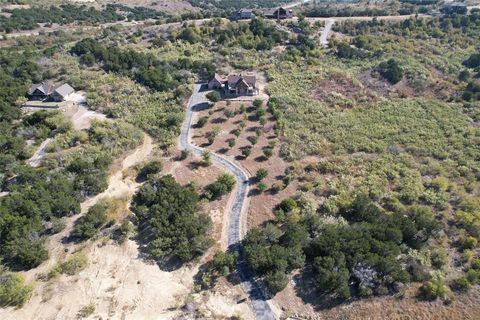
[180,84,277,320]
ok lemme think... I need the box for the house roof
[238,8,253,14]
[211,73,225,83]
[53,83,74,97]
[442,2,467,7]
[29,81,54,95]
[264,7,292,17]
[227,74,256,88]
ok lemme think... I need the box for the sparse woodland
[0,1,479,317]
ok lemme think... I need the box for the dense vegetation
[0,267,33,308]
[0,4,164,33]
[71,38,213,92]
[175,17,288,51]
[132,175,213,263]
[186,0,286,11]
[244,194,439,296]
[251,9,480,304]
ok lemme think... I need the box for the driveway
[180,84,277,320]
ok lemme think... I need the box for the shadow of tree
[134,223,185,272]
[293,267,349,311]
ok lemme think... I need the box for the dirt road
[319,18,335,47]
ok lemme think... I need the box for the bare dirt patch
[312,72,378,108]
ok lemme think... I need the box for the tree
[206,173,236,199]
[227,138,236,148]
[202,150,212,166]
[378,59,403,84]
[258,182,268,192]
[263,147,273,158]
[71,202,108,240]
[137,160,163,181]
[256,168,269,182]
[253,99,263,108]
[247,136,258,145]
[131,175,212,262]
[265,271,288,294]
[197,116,208,128]
[313,253,351,299]
[241,147,252,158]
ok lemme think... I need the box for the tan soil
[2,130,253,319]
[276,284,480,320]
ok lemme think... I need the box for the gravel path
[180,84,277,320]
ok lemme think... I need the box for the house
[27,82,75,102]
[208,73,225,90]
[28,81,54,100]
[225,74,258,96]
[50,83,75,102]
[440,2,467,14]
[208,73,259,96]
[264,7,294,20]
[230,8,254,20]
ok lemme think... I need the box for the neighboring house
[231,8,254,20]
[440,2,467,14]
[28,82,75,102]
[264,7,294,20]
[28,81,54,100]
[208,73,259,96]
[50,83,75,102]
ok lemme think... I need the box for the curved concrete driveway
[180,84,277,320]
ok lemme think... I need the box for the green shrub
[206,91,221,102]
[132,175,213,262]
[256,168,268,182]
[247,136,258,145]
[197,116,209,127]
[48,252,88,279]
[137,160,163,181]
[258,182,268,192]
[419,275,451,301]
[71,202,109,240]
[241,147,252,158]
[378,58,403,84]
[77,303,95,318]
[0,272,33,308]
[265,271,289,294]
[279,198,297,212]
[206,173,236,199]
